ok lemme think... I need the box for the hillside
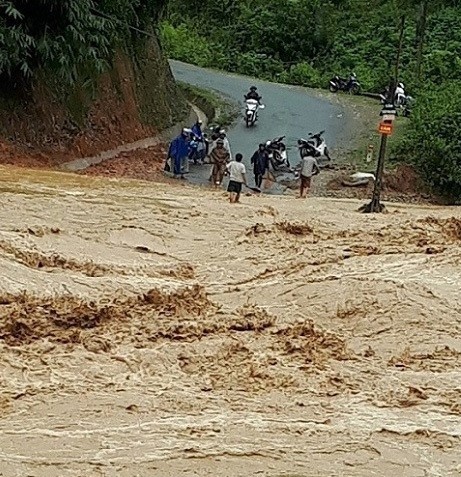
[0,1,186,165]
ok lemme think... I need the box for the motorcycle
[188,132,208,165]
[379,88,414,117]
[329,75,361,95]
[298,130,332,161]
[244,99,265,127]
[265,136,291,171]
[402,95,414,117]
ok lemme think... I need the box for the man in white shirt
[226,153,247,203]
[299,154,319,198]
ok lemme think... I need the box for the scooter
[402,95,414,117]
[298,130,332,161]
[379,89,414,117]
[265,136,291,171]
[329,74,361,95]
[244,99,265,127]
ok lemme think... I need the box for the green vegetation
[161,0,461,92]
[177,82,239,128]
[0,0,165,85]
[0,0,185,142]
[162,0,461,202]
[396,82,461,203]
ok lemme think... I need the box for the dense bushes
[161,0,461,93]
[397,82,461,203]
[0,0,166,85]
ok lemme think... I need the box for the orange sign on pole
[378,122,393,135]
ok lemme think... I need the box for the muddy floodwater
[0,166,460,477]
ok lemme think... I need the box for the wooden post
[359,15,405,214]
[359,134,388,213]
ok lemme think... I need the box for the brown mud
[0,167,460,476]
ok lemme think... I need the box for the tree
[0,0,166,86]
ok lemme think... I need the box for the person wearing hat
[180,128,193,174]
[206,130,232,181]
[218,130,232,159]
[209,138,230,187]
[244,86,262,104]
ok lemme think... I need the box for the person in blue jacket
[191,120,203,140]
[167,129,190,179]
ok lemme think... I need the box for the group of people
[165,120,247,202]
[208,140,248,203]
[166,85,321,201]
[165,120,232,178]
[248,143,320,198]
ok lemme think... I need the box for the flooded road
[1,166,461,476]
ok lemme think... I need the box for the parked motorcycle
[380,83,406,104]
[265,136,291,171]
[395,82,407,107]
[244,99,265,127]
[379,85,414,117]
[402,95,414,117]
[329,74,361,95]
[298,130,332,161]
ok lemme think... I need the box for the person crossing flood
[209,138,230,187]
[227,153,248,203]
[207,130,232,183]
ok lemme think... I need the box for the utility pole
[359,14,405,214]
[359,81,397,214]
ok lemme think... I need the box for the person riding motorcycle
[244,86,262,104]
[191,120,203,141]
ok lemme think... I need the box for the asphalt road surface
[169,60,345,190]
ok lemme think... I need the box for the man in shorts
[299,154,320,198]
[226,153,247,203]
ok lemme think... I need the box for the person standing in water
[299,153,320,198]
[226,153,248,203]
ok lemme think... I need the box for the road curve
[169,60,346,187]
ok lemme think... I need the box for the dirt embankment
[0,37,186,169]
[324,164,428,203]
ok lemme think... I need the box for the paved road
[170,60,345,189]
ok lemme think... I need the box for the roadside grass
[351,115,410,171]
[332,93,410,172]
[177,81,239,128]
